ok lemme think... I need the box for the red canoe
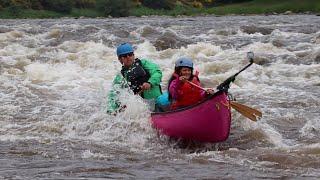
[151,92,231,143]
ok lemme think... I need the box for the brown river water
[0,15,320,179]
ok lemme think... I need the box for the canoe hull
[151,92,231,143]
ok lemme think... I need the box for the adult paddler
[107,43,163,114]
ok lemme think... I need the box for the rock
[154,31,178,50]
[140,26,159,38]
[284,11,293,15]
[154,30,191,50]
[253,54,276,66]
[240,25,273,35]
[315,54,320,64]
[271,39,285,47]
[0,27,12,33]
[115,30,130,38]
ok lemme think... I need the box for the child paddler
[168,57,214,110]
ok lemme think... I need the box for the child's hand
[179,76,188,82]
[206,88,214,94]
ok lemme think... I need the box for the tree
[214,0,253,5]
[73,0,96,9]
[141,0,176,10]
[40,0,73,13]
[96,0,133,17]
[0,0,11,8]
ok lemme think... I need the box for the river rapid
[0,15,319,179]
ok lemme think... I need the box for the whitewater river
[0,15,319,179]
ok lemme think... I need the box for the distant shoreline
[1,0,319,19]
[0,12,319,20]
[0,11,319,20]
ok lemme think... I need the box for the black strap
[121,59,150,95]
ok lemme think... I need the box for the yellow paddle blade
[230,101,262,117]
[230,101,262,121]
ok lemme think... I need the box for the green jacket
[107,58,162,113]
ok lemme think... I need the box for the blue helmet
[116,43,134,56]
[175,57,193,69]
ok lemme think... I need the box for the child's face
[180,67,192,79]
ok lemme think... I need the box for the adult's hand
[140,82,151,91]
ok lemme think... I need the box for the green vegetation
[40,0,73,13]
[70,8,101,18]
[131,5,202,16]
[96,0,133,17]
[132,0,320,16]
[0,8,63,19]
[141,0,176,10]
[204,0,320,15]
[0,0,319,19]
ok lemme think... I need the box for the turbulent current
[0,15,319,179]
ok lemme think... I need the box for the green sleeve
[140,59,162,87]
[106,74,126,114]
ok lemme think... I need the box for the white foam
[82,149,114,159]
[300,119,320,138]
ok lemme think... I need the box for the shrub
[213,0,254,5]
[29,0,43,10]
[40,0,72,13]
[8,5,23,16]
[141,0,176,10]
[0,0,12,8]
[192,1,203,8]
[73,0,96,9]
[96,0,133,17]
[6,0,30,9]
[0,0,43,10]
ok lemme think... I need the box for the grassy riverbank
[203,0,320,15]
[131,0,320,16]
[0,0,319,19]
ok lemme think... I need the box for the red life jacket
[171,75,203,110]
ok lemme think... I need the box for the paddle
[215,52,263,121]
[187,80,262,121]
[229,101,262,121]
[186,52,262,121]
[187,80,209,91]
[216,52,254,92]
